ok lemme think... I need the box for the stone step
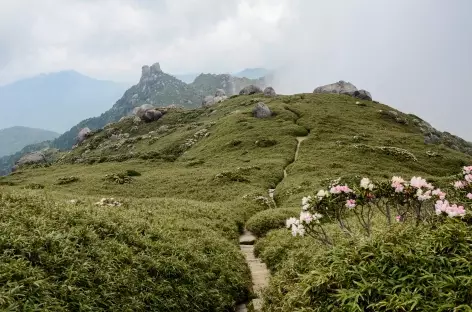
[239,230,270,312]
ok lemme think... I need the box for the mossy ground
[0,93,470,310]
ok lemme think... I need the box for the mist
[0,0,471,139]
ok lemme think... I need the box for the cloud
[0,0,471,139]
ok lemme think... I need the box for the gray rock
[141,65,151,78]
[239,85,263,95]
[142,110,163,122]
[215,89,226,97]
[348,89,372,101]
[263,86,276,97]
[314,81,373,101]
[424,134,441,144]
[378,110,408,125]
[150,62,162,74]
[77,127,91,144]
[314,80,358,94]
[133,104,155,119]
[16,152,46,166]
[252,102,272,118]
[202,95,215,107]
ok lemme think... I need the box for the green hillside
[1,93,472,311]
[0,126,59,157]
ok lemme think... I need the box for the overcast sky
[0,0,471,139]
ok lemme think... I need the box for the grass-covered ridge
[1,93,471,310]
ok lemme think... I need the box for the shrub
[56,176,80,185]
[215,171,249,183]
[24,183,45,190]
[0,192,251,311]
[255,139,277,147]
[246,208,299,237]
[104,173,133,184]
[125,169,141,177]
[263,221,472,311]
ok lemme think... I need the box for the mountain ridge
[0,126,59,157]
[0,70,128,133]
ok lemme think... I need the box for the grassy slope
[0,93,470,311]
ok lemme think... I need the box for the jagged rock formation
[239,85,263,95]
[412,117,472,154]
[314,80,372,101]
[253,102,272,118]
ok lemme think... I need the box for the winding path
[237,136,308,311]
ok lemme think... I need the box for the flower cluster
[288,169,471,241]
[435,200,466,217]
[390,176,445,201]
[286,210,322,237]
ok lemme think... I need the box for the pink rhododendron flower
[466,174,472,183]
[435,200,466,218]
[463,166,472,174]
[467,193,472,200]
[395,215,401,222]
[345,199,356,209]
[329,185,352,194]
[432,188,446,200]
[417,189,432,201]
[454,181,465,189]
[299,211,313,224]
[392,181,404,193]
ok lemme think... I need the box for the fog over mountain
[0,0,471,139]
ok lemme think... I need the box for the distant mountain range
[0,70,128,133]
[0,126,59,157]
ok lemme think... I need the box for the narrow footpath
[236,135,308,311]
[236,230,269,312]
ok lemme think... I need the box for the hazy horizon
[1,0,471,139]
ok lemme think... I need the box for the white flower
[313,213,323,221]
[286,217,298,228]
[302,196,312,206]
[360,178,371,189]
[316,189,328,199]
[417,190,432,201]
[300,211,313,224]
[391,176,405,184]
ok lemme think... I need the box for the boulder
[424,133,441,145]
[263,86,276,97]
[202,96,215,107]
[252,102,272,118]
[348,89,372,101]
[239,85,263,95]
[314,80,358,94]
[314,81,374,101]
[77,127,92,144]
[16,152,46,166]
[215,89,226,97]
[133,104,154,119]
[142,109,163,122]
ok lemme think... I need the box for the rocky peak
[150,62,162,74]
[140,63,163,83]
